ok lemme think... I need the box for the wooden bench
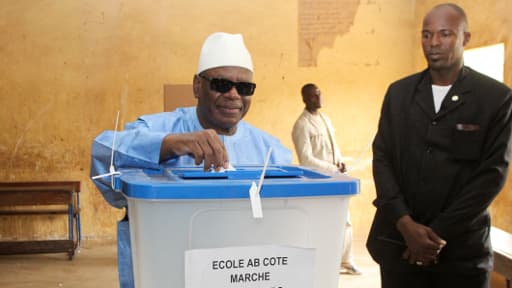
[0,181,81,260]
[491,226,512,288]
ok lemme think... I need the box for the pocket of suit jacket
[451,123,484,160]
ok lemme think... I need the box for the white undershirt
[432,84,452,113]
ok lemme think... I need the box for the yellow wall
[1,0,509,242]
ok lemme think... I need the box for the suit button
[426,147,433,153]
[432,121,437,125]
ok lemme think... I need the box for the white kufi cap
[197,32,253,74]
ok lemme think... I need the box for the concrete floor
[0,238,508,288]
[0,241,118,288]
[0,238,379,288]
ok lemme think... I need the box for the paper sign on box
[185,245,315,288]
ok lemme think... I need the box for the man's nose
[430,33,441,46]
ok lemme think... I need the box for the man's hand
[396,215,446,266]
[160,129,229,171]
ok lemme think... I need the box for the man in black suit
[367,3,512,288]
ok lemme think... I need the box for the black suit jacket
[367,67,512,272]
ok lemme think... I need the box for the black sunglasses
[198,74,256,96]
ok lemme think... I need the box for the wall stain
[298,0,360,67]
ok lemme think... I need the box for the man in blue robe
[90,32,291,288]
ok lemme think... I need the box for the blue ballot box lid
[118,165,359,200]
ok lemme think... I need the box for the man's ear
[463,31,471,46]
[192,75,200,99]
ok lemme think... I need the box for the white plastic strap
[249,147,272,218]
[91,111,122,190]
[249,181,262,218]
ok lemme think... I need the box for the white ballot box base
[128,196,350,288]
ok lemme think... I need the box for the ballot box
[118,165,359,288]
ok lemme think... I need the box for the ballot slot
[168,166,304,180]
[135,165,331,181]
